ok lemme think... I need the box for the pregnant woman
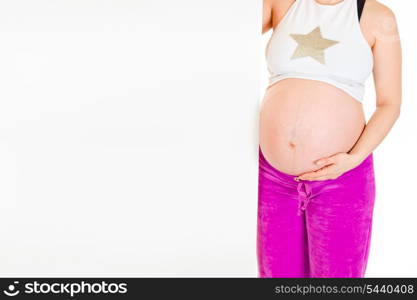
[257,0,402,277]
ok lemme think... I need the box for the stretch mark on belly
[288,140,298,174]
[288,113,301,173]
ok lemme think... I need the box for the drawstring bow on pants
[296,181,312,216]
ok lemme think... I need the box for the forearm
[348,103,400,164]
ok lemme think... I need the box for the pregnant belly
[259,79,366,176]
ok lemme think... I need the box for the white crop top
[266,0,374,102]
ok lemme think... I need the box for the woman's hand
[295,152,363,181]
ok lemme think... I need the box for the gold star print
[290,26,339,65]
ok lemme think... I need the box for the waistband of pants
[259,146,374,187]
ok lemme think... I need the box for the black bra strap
[357,0,366,21]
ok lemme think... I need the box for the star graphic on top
[290,26,339,65]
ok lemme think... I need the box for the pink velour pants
[257,146,376,278]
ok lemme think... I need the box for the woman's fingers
[296,165,336,180]
[298,166,331,179]
[314,157,330,166]
[296,153,349,181]
[304,174,339,181]
[315,153,343,166]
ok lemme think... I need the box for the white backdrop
[259,0,417,277]
[0,0,415,278]
[0,0,262,276]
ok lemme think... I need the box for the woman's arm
[348,2,402,163]
[295,1,402,181]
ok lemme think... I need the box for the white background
[0,0,415,277]
[0,0,261,277]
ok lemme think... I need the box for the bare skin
[261,0,402,180]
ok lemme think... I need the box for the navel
[288,141,296,148]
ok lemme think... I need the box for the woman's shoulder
[263,0,295,33]
[364,0,396,20]
[271,0,296,25]
[264,0,295,12]
[273,0,296,10]
[363,0,399,43]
